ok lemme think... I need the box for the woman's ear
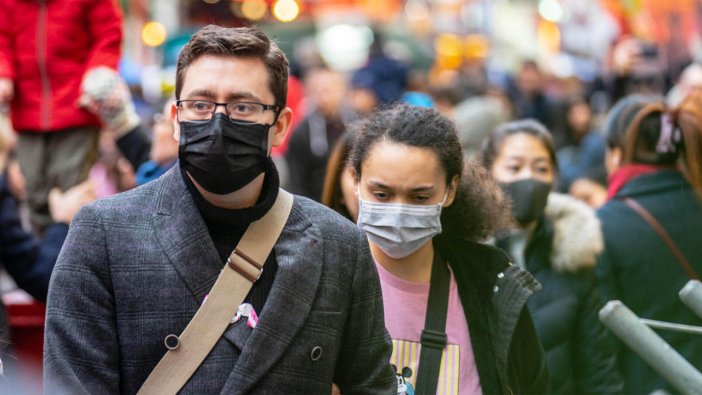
[606,147,623,175]
[444,175,460,208]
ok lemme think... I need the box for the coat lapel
[221,201,323,394]
[152,167,222,304]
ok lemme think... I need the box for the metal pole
[640,319,702,335]
[679,280,702,320]
[599,301,702,395]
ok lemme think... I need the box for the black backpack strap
[414,251,451,394]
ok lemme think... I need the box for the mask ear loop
[439,188,450,207]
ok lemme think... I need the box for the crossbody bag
[137,189,294,394]
[624,197,699,280]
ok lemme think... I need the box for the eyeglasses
[176,99,279,124]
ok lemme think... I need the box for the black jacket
[596,170,702,394]
[435,236,550,394]
[499,193,622,394]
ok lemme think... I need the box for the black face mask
[500,178,552,226]
[178,113,271,194]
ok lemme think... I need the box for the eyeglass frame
[176,99,281,125]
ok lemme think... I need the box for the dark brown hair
[349,104,511,241]
[604,92,702,198]
[321,132,354,221]
[603,95,674,165]
[479,118,559,172]
[175,25,289,108]
[674,89,702,197]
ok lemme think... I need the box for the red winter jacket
[0,0,122,133]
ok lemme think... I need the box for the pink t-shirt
[376,261,482,395]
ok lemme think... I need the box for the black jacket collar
[616,170,689,199]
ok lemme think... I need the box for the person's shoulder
[437,236,512,273]
[290,194,361,239]
[75,177,164,224]
[443,237,542,305]
[596,198,630,229]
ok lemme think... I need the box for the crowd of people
[0,1,700,394]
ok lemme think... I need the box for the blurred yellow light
[273,0,299,23]
[142,21,167,47]
[202,0,220,4]
[464,34,489,59]
[435,34,462,56]
[538,20,561,53]
[434,34,463,69]
[241,0,267,20]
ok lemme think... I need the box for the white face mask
[356,185,447,259]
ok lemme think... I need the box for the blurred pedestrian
[607,37,667,105]
[453,86,509,161]
[349,33,409,117]
[0,0,123,233]
[0,114,95,392]
[286,67,356,201]
[667,62,702,107]
[480,119,623,394]
[44,25,395,394]
[133,100,179,186]
[507,61,560,136]
[350,104,549,394]
[595,93,702,394]
[349,68,382,116]
[556,97,607,193]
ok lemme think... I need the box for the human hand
[569,178,607,209]
[6,159,25,201]
[48,180,96,224]
[331,383,342,395]
[0,78,13,105]
[78,67,140,137]
[611,38,644,76]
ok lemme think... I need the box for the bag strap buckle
[420,328,447,350]
[227,248,263,283]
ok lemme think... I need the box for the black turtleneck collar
[180,157,281,316]
[181,157,280,233]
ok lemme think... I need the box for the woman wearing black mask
[479,119,623,395]
[349,105,548,394]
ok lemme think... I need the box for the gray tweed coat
[43,166,395,394]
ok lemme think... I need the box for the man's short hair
[175,25,289,108]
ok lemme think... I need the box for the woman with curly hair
[348,104,548,394]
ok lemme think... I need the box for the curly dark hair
[348,104,510,241]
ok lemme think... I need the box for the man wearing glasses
[44,25,395,394]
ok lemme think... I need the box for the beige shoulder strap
[137,189,294,395]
